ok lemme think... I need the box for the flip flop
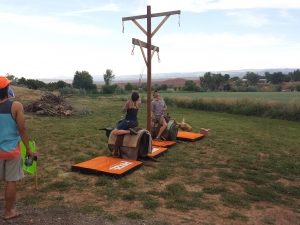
[3,212,22,220]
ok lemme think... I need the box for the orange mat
[148,147,168,158]
[176,131,205,142]
[152,140,176,147]
[72,156,142,176]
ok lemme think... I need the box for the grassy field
[3,87,300,225]
[161,91,300,103]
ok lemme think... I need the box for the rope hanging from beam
[131,44,135,55]
[157,51,160,63]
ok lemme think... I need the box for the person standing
[151,90,168,140]
[0,76,35,220]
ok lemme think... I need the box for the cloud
[0,12,112,37]
[59,3,121,16]
[1,30,299,77]
[150,31,299,73]
[146,0,300,13]
[226,11,270,28]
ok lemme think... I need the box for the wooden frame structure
[122,5,180,131]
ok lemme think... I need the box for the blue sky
[1,0,300,80]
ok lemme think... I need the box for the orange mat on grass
[148,146,168,158]
[152,140,176,147]
[72,156,142,175]
[176,131,205,141]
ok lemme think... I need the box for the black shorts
[116,120,137,130]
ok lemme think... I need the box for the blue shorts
[117,120,137,130]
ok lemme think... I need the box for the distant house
[258,79,267,84]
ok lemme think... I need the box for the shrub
[59,87,86,95]
[272,85,282,92]
[102,84,118,94]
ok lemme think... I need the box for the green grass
[244,185,282,203]
[162,183,208,211]
[80,205,103,215]
[16,92,300,224]
[202,185,228,194]
[142,196,160,210]
[226,211,249,222]
[124,211,144,220]
[164,96,300,121]
[221,192,251,208]
[161,91,300,103]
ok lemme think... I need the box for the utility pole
[122,5,180,132]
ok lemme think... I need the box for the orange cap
[0,76,10,89]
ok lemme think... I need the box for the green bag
[20,140,37,175]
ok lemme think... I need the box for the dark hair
[153,90,159,97]
[131,91,139,102]
[0,86,8,100]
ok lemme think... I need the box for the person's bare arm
[122,100,130,113]
[163,99,167,112]
[12,101,34,156]
[136,98,142,108]
[151,100,154,118]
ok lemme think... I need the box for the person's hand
[26,149,38,158]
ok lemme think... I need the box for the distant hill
[117,78,200,88]
[39,68,298,84]
[102,68,298,83]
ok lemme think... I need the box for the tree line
[197,70,300,92]
[5,69,300,94]
[6,70,115,94]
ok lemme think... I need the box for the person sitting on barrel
[112,91,140,136]
[151,90,168,140]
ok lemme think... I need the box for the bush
[272,85,282,92]
[101,84,118,94]
[59,87,86,95]
[26,79,47,90]
[72,71,96,90]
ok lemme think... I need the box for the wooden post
[122,6,180,132]
[146,5,152,131]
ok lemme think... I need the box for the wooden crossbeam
[132,38,159,66]
[152,15,170,37]
[132,38,159,52]
[132,19,147,36]
[122,10,180,21]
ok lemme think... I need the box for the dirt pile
[24,93,73,116]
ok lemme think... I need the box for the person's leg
[4,181,17,218]
[112,120,138,136]
[112,129,130,136]
[3,156,24,219]
[156,117,167,139]
[113,120,132,136]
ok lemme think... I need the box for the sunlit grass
[14,90,300,224]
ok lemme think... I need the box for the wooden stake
[35,163,38,190]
